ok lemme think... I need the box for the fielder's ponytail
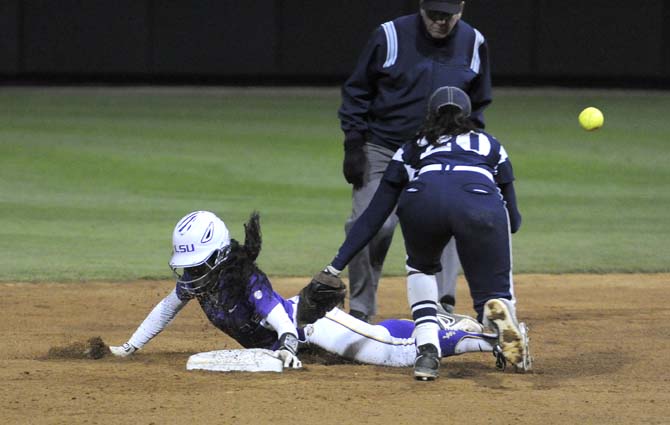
[418,105,479,146]
[217,211,268,308]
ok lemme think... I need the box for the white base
[186,348,283,373]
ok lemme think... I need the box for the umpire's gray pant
[345,143,460,318]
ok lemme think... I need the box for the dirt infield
[1,274,669,424]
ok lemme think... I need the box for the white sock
[407,273,440,356]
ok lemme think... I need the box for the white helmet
[169,211,231,295]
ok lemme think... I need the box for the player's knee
[405,260,441,275]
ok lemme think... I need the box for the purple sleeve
[246,273,282,319]
[378,319,415,338]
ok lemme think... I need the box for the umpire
[338,0,492,322]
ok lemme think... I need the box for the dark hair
[418,105,479,146]
[212,211,268,309]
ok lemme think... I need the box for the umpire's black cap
[420,0,463,14]
[428,86,472,117]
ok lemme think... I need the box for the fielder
[315,87,531,380]
[110,211,510,369]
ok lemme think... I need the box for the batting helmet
[169,211,231,295]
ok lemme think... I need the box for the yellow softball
[578,107,604,131]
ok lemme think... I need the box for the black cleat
[414,344,440,381]
[492,344,507,371]
[439,295,456,314]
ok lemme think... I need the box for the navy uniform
[338,5,492,320]
[332,89,520,323]
[329,85,526,379]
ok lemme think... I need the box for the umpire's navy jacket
[339,13,492,151]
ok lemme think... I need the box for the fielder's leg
[407,272,441,380]
[452,188,514,321]
[451,188,531,371]
[395,184,450,380]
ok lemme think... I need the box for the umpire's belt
[417,164,494,182]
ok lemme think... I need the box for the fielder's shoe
[414,344,440,381]
[436,304,485,333]
[517,322,532,372]
[483,298,532,372]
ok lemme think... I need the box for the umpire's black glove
[342,132,367,190]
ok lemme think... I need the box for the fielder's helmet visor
[421,0,462,14]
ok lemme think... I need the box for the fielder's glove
[109,342,138,358]
[297,265,346,327]
[275,333,302,369]
[342,132,367,190]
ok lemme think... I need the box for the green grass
[1,87,668,281]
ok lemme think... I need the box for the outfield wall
[1,0,669,86]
